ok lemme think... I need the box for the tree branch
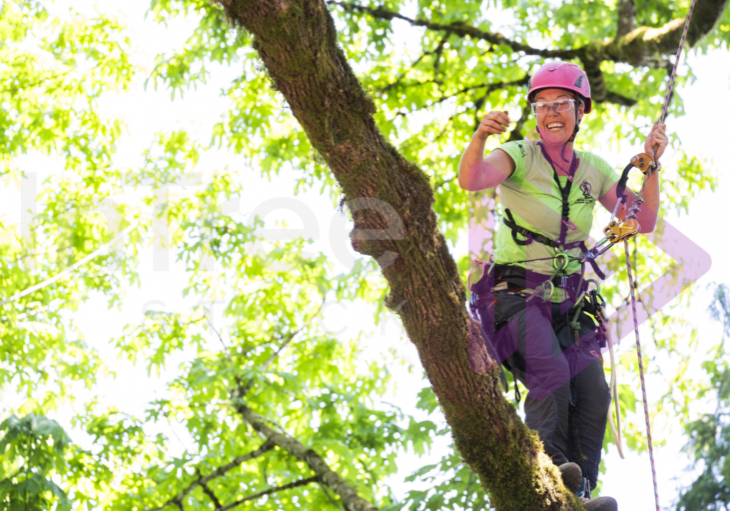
[318,480,344,509]
[594,0,728,65]
[380,55,430,94]
[604,90,637,107]
[328,0,728,66]
[217,477,320,511]
[148,440,276,511]
[440,76,529,106]
[617,0,636,37]
[432,31,451,89]
[232,403,378,511]
[238,297,325,398]
[327,0,575,59]
[328,0,723,112]
[196,468,223,508]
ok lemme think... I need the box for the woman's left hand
[644,122,668,160]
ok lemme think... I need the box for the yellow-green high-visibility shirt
[493,140,620,300]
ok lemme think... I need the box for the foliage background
[0,0,728,509]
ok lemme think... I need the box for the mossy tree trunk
[215,0,726,508]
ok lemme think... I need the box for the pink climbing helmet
[527,61,592,113]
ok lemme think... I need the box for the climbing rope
[631,2,698,509]
[632,0,699,204]
[624,238,659,507]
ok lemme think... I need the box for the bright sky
[2,0,729,509]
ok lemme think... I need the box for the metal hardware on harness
[528,251,570,303]
[529,280,554,302]
[585,280,605,314]
[559,275,572,289]
[553,252,570,272]
[583,215,640,262]
[629,152,657,174]
[603,218,640,243]
[583,237,614,260]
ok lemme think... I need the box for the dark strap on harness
[580,241,606,280]
[494,264,588,300]
[502,208,582,249]
[501,212,606,280]
[616,162,635,201]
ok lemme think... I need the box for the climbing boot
[581,496,618,511]
[558,463,583,494]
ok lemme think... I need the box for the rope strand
[624,3,698,509]
[624,240,660,510]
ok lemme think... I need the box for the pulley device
[584,152,656,259]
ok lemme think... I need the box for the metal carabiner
[585,279,601,293]
[536,280,554,302]
[610,195,627,224]
[583,237,614,261]
[553,252,570,272]
[585,279,609,322]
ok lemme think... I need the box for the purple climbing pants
[491,292,611,489]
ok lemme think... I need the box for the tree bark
[215,0,725,508]
[616,0,636,37]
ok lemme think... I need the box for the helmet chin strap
[567,106,580,142]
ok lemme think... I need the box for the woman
[458,61,667,510]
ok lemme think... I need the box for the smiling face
[534,88,585,145]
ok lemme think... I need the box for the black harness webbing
[616,162,636,202]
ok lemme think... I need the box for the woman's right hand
[475,111,511,141]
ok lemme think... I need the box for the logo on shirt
[575,180,595,204]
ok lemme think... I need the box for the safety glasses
[531,98,577,116]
